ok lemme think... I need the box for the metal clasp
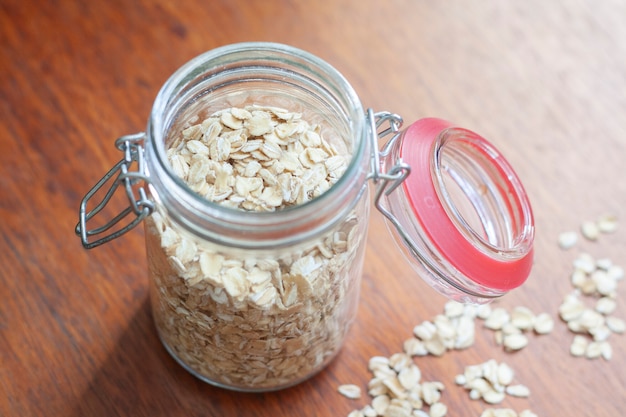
[366,108,411,227]
[75,133,154,249]
[367,109,421,255]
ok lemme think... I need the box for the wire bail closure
[75,132,155,249]
[366,108,412,240]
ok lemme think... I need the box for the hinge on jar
[367,108,411,204]
[75,133,154,249]
[366,109,415,249]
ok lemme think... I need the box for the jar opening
[145,42,369,249]
[434,127,534,259]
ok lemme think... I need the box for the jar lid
[396,118,534,293]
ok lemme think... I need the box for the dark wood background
[2,1,625,416]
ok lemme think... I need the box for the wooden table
[2,1,625,416]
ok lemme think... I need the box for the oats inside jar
[144,105,366,390]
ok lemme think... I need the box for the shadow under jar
[76,42,534,392]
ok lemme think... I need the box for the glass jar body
[141,43,370,391]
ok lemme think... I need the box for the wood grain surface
[1,1,625,416]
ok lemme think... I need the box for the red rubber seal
[400,118,533,291]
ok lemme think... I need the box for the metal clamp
[75,133,154,249]
[366,108,411,223]
[366,108,425,261]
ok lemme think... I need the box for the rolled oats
[147,105,364,389]
[372,395,392,415]
[403,338,429,356]
[484,308,510,330]
[510,306,535,331]
[404,301,481,358]
[504,384,530,397]
[342,351,447,417]
[502,333,528,351]
[532,312,554,334]
[559,247,624,360]
[596,214,618,234]
[589,324,611,342]
[585,341,604,359]
[369,356,391,372]
[429,402,447,417]
[496,362,514,386]
[368,378,388,397]
[413,321,437,341]
[606,316,625,333]
[456,360,528,405]
[385,399,413,417]
[600,340,613,360]
[389,353,413,373]
[443,300,465,317]
[398,365,422,390]
[558,231,578,250]
[339,384,363,399]
[476,304,552,352]
[569,333,592,356]
[573,253,596,274]
[424,337,447,356]
[581,221,600,241]
[362,405,378,417]
[421,382,442,405]
[607,265,624,280]
[482,391,506,405]
[384,376,410,400]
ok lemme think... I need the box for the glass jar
[76,42,534,392]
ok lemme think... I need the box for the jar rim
[145,42,369,248]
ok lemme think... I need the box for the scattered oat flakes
[581,221,600,241]
[596,214,618,234]
[476,304,552,351]
[372,394,391,415]
[570,335,588,356]
[484,308,510,330]
[558,231,578,250]
[559,253,620,360]
[503,333,529,351]
[533,312,555,334]
[585,341,605,359]
[403,301,481,358]
[429,402,447,417]
[456,360,528,405]
[339,384,363,399]
[342,351,447,417]
[341,213,623,416]
[510,306,535,330]
[559,215,618,248]
[555,223,624,361]
[505,384,530,397]
[606,316,625,333]
[600,340,613,360]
